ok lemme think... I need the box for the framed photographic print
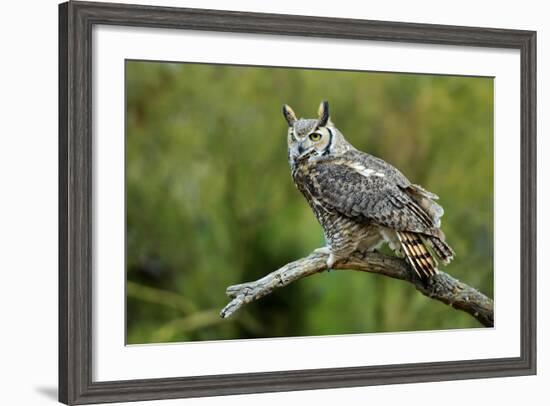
[59,1,536,404]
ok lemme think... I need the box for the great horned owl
[283,101,454,279]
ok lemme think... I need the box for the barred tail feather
[427,235,455,264]
[396,231,437,280]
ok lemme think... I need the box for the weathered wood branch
[220,250,494,327]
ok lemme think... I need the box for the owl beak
[297,144,305,155]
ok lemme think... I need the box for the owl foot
[313,246,332,255]
[326,253,337,269]
[313,247,338,270]
[326,251,353,269]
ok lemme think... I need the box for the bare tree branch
[220,250,494,327]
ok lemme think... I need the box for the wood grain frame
[59,1,537,404]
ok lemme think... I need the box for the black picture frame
[59,1,537,404]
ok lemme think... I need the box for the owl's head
[283,101,350,163]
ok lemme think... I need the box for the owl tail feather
[427,235,455,264]
[396,231,437,280]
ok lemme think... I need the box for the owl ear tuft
[282,104,297,127]
[317,100,330,127]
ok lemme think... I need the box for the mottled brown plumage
[283,101,454,279]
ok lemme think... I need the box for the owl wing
[309,160,438,235]
[349,150,446,228]
[344,149,412,188]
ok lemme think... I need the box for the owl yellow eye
[309,132,322,142]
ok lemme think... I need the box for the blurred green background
[126,61,494,344]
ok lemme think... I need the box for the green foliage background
[126,61,494,344]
